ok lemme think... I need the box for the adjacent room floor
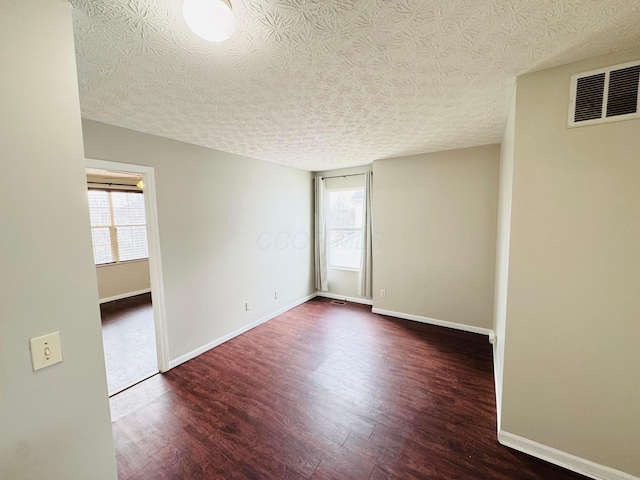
[109,297,586,479]
[101,293,158,396]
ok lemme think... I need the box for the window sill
[96,258,149,268]
[328,266,361,273]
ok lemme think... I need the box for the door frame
[86,158,170,373]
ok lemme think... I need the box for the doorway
[85,159,169,396]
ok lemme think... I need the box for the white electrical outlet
[245,301,251,311]
[30,331,63,371]
[274,290,279,299]
[380,289,386,298]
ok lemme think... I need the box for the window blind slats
[327,188,364,270]
[87,190,148,265]
[88,190,111,227]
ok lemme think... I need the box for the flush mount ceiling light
[183,0,235,42]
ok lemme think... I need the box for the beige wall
[315,166,371,300]
[372,145,500,330]
[0,1,117,478]
[82,120,315,363]
[96,260,151,301]
[501,48,640,476]
[326,269,361,299]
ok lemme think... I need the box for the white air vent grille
[569,60,640,128]
[574,73,606,122]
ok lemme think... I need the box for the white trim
[99,288,151,304]
[86,158,170,373]
[371,308,491,336]
[317,291,373,305]
[168,293,318,369]
[498,431,638,480]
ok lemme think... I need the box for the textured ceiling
[71,0,640,171]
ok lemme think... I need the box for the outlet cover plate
[30,331,63,371]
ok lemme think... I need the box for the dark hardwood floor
[101,293,158,395]
[110,297,586,479]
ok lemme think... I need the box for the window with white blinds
[327,188,364,270]
[88,190,149,265]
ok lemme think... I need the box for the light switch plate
[30,331,63,371]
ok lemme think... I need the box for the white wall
[372,145,500,330]
[96,260,151,302]
[501,48,640,476]
[493,90,516,431]
[0,1,117,478]
[82,120,315,363]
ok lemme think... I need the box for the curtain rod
[88,181,141,187]
[320,173,367,180]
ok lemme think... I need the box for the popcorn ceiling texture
[71,0,640,171]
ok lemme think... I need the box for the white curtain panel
[314,176,328,292]
[359,171,373,298]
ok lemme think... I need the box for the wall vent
[568,60,640,128]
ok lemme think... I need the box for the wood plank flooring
[110,297,586,479]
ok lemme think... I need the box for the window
[327,188,364,270]
[88,190,148,265]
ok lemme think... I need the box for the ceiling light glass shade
[183,0,235,42]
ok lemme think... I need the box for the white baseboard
[317,291,373,306]
[371,308,491,336]
[168,292,318,370]
[99,288,151,304]
[498,431,637,480]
